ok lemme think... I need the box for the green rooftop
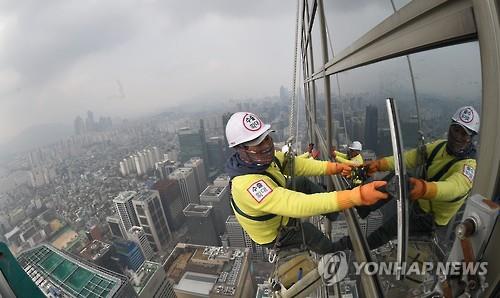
[18,244,121,298]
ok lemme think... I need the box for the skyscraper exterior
[113,191,140,233]
[74,116,85,135]
[225,216,267,261]
[151,179,185,231]
[132,190,171,252]
[127,226,154,261]
[184,157,207,195]
[106,216,126,239]
[130,261,174,298]
[200,184,232,236]
[169,167,199,207]
[113,239,145,272]
[183,204,220,246]
[207,136,225,172]
[225,216,246,248]
[364,105,379,153]
[177,127,207,163]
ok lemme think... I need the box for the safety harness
[229,156,285,221]
[425,141,472,203]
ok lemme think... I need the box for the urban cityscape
[0,1,492,297]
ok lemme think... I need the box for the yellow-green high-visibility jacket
[383,140,476,225]
[230,151,343,245]
[335,151,364,166]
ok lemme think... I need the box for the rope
[288,0,300,140]
[389,0,426,178]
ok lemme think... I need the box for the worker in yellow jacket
[334,106,480,250]
[297,143,320,159]
[332,141,364,166]
[225,112,389,254]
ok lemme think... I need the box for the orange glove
[336,181,389,209]
[326,162,352,177]
[365,159,390,175]
[409,178,437,200]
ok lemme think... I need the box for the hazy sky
[0,0,481,143]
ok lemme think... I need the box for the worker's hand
[409,178,436,200]
[311,149,320,159]
[358,181,389,205]
[330,147,337,159]
[326,162,352,176]
[364,159,389,176]
[336,181,388,209]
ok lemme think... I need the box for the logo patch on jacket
[463,165,475,182]
[247,180,272,203]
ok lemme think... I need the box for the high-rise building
[213,175,230,187]
[113,191,140,232]
[183,204,220,246]
[113,239,145,272]
[177,127,208,164]
[169,168,199,207]
[132,190,171,252]
[207,137,225,172]
[74,116,85,135]
[18,244,136,297]
[151,179,185,231]
[225,216,267,261]
[127,226,154,261]
[130,261,174,298]
[107,216,126,239]
[225,216,246,248]
[164,243,256,297]
[200,184,232,236]
[184,157,207,195]
[364,105,378,153]
[154,160,177,180]
[86,110,95,132]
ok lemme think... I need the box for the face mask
[447,124,472,155]
[240,135,274,165]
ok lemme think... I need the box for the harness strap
[425,141,447,175]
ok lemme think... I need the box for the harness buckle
[268,249,277,263]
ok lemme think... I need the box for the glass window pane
[324,0,393,55]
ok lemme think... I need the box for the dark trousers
[333,200,445,250]
[263,177,340,255]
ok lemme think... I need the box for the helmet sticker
[459,107,474,123]
[242,113,262,131]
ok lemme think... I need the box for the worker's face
[348,149,359,158]
[447,123,472,154]
[240,135,274,165]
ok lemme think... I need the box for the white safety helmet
[225,112,273,148]
[451,106,480,135]
[348,141,362,151]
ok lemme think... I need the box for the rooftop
[18,244,122,297]
[164,243,248,297]
[200,185,227,197]
[131,261,161,295]
[112,191,136,203]
[79,240,111,261]
[183,204,212,216]
[132,190,157,202]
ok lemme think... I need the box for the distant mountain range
[0,123,73,157]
